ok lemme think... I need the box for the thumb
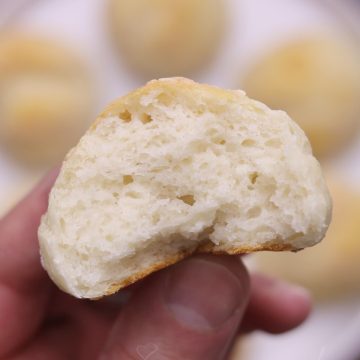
[100,255,250,360]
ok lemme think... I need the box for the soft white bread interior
[38,78,331,299]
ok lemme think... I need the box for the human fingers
[0,170,58,358]
[100,255,250,360]
[241,273,312,334]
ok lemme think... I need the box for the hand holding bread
[0,171,312,358]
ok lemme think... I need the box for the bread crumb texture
[38,78,331,298]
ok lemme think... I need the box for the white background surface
[0,1,360,359]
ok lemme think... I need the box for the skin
[0,170,311,360]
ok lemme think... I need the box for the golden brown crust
[102,248,196,297]
[90,78,241,132]
[100,240,299,298]
[197,240,297,254]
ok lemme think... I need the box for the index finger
[0,169,58,357]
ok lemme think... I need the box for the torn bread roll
[38,78,331,299]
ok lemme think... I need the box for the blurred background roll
[0,34,95,168]
[109,0,226,79]
[242,36,360,158]
[253,176,360,301]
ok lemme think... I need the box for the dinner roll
[253,177,360,300]
[0,34,95,167]
[242,36,360,157]
[38,78,331,299]
[109,0,226,78]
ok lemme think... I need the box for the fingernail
[258,275,311,302]
[164,257,248,330]
[275,282,311,302]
